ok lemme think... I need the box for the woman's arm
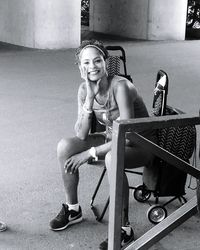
[115,79,137,120]
[115,80,138,144]
[95,141,112,158]
[74,83,94,140]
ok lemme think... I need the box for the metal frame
[108,113,200,250]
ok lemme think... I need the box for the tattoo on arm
[75,83,92,135]
[76,108,92,134]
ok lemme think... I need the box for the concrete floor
[0,36,200,250]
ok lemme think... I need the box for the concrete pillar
[0,0,35,48]
[90,0,188,40]
[0,0,81,49]
[34,0,81,49]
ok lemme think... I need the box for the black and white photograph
[0,0,200,249]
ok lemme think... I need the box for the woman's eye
[83,62,89,65]
[94,59,102,63]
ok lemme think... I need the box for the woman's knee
[57,138,74,160]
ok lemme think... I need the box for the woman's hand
[82,67,101,100]
[64,150,91,174]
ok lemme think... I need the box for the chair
[90,48,196,223]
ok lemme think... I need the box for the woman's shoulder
[111,75,135,87]
[111,75,128,83]
[111,75,137,95]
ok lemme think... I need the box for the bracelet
[83,104,93,114]
[89,147,98,161]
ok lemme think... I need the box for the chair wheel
[133,185,151,202]
[147,204,167,224]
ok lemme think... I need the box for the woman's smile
[88,69,100,77]
[89,69,98,74]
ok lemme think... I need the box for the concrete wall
[90,0,188,40]
[34,0,81,49]
[0,0,35,47]
[0,0,188,48]
[90,0,149,39]
[0,0,81,49]
[147,0,188,40]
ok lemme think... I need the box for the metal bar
[118,114,200,132]
[124,196,197,250]
[90,167,106,206]
[108,122,125,250]
[197,179,200,213]
[97,198,110,222]
[108,116,200,250]
[162,196,180,207]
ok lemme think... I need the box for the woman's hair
[75,40,109,64]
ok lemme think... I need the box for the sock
[67,203,80,212]
[122,225,131,235]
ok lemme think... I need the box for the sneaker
[99,227,134,250]
[0,221,7,232]
[50,204,82,231]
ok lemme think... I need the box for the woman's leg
[50,133,105,231]
[57,134,105,204]
[105,145,154,226]
[123,145,154,225]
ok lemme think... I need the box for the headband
[79,45,106,58]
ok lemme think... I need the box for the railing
[108,113,200,250]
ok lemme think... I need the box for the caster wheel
[133,185,151,202]
[147,204,167,224]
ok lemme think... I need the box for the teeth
[89,70,98,75]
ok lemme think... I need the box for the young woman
[50,40,156,249]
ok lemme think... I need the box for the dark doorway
[186,0,200,39]
[81,0,90,40]
[81,0,90,26]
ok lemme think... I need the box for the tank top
[93,75,151,140]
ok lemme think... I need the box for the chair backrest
[106,45,133,82]
[158,106,196,161]
[152,69,196,161]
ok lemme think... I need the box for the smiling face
[79,47,107,82]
